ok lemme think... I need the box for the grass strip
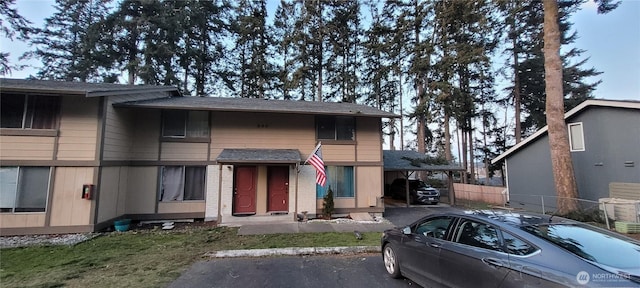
[0,227,381,288]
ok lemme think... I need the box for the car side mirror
[402,226,411,235]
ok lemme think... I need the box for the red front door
[233,166,257,215]
[268,166,289,212]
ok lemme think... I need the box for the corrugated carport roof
[383,150,464,172]
[114,96,399,118]
[216,149,302,164]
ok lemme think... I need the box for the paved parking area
[168,254,418,288]
[383,200,458,227]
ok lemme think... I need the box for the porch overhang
[216,149,302,164]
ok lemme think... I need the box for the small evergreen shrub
[322,187,335,219]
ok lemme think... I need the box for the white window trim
[568,122,585,152]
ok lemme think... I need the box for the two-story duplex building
[0,78,397,236]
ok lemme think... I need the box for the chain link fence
[453,190,640,230]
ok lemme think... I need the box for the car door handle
[429,243,440,248]
[482,258,504,268]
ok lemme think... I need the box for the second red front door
[268,166,289,212]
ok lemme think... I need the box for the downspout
[294,162,299,222]
[217,164,223,223]
[448,171,455,206]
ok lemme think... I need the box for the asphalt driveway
[383,202,458,227]
[167,254,418,288]
[168,205,459,288]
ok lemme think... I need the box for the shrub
[322,187,335,219]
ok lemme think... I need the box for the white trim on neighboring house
[568,122,585,152]
[491,99,640,164]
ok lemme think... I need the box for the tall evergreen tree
[542,0,619,214]
[273,0,297,99]
[232,0,275,98]
[179,0,233,96]
[324,0,361,103]
[499,0,605,138]
[27,0,112,82]
[0,0,31,75]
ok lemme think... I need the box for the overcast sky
[1,0,638,101]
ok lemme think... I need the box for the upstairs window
[162,110,209,139]
[0,167,50,213]
[1,94,59,129]
[568,122,585,151]
[316,116,354,141]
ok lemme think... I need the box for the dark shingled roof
[383,150,464,172]
[114,96,399,118]
[216,149,302,164]
[0,78,178,97]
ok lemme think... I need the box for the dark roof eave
[113,97,399,118]
[0,78,179,97]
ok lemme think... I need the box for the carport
[383,150,465,208]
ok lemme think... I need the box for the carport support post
[402,171,411,208]
[448,171,455,206]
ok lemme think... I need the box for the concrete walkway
[208,220,395,259]
[236,220,396,236]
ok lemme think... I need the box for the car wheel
[383,244,402,279]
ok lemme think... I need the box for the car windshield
[522,224,640,270]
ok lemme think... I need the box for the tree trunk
[512,20,522,143]
[467,122,475,184]
[444,111,451,161]
[543,0,579,214]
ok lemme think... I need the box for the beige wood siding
[356,118,382,162]
[98,167,128,223]
[103,107,133,160]
[0,213,46,228]
[322,145,356,162]
[125,167,158,214]
[49,167,94,226]
[317,198,356,210]
[356,166,383,207]
[256,166,267,214]
[57,97,99,160]
[158,202,205,214]
[130,110,161,160]
[211,112,315,158]
[103,92,172,161]
[0,136,55,160]
[160,142,209,161]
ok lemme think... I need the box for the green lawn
[0,227,381,288]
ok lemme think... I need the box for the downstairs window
[0,167,50,213]
[159,166,205,201]
[316,166,354,198]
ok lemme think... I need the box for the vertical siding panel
[50,167,93,226]
[356,166,383,208]
[125,167,158,214]
[57,97,99,160]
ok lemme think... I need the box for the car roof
[431,209,573,228]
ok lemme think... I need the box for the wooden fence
[454,183,507,205]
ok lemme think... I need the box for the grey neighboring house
[492,99,640,212]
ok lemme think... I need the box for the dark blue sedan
[381,210,640,287]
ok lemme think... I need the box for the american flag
[305,143,326,186]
